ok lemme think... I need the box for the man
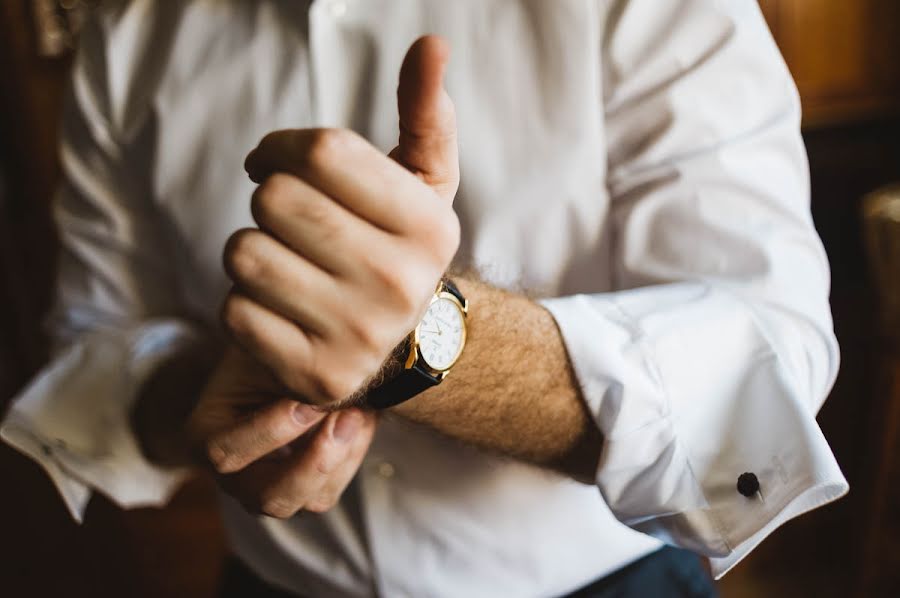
[1,1,848,596]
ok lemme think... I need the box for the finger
[204,398,326,474]
[220,291,320,400]
[393,35,459,202]
[222,409,369,519]
[250,173,389,278]
[223,228,338,334]
[258,409,370,517]
[306,410,376,513]
[245,128,438,235]
[216,458,292,516]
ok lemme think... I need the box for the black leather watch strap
[442,278,465,303]
[366,362,441,409]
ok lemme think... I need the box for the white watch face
[417,296,465,371]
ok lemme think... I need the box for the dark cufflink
[737,472,761,498]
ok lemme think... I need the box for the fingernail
[292,403,320,425]
[333,411,364,444]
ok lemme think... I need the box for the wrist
[131,342,222,467]
[364,276,470,410]
[329,339,409,411]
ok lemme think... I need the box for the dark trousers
[219,546,717,598]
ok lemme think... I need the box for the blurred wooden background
[1,1,899,596]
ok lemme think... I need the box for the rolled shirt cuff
[0,319,203,522]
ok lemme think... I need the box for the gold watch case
[405,281,469,379]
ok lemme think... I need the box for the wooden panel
[779,3,870,97]
[0,0,67,397]
[763,0,900,128]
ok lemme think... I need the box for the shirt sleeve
[539,0,848,577]
[0,13,204,522]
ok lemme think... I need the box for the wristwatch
[367,278,468,409]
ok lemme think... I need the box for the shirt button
[328,0,348,17]
[376,462,395,479]
[737,472,760,497]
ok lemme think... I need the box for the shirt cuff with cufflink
[0,319,202,522]
[539,286,849,579]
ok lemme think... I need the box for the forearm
[392,276,603,483]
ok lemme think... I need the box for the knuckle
[345,317,389,355]
[297,190,327,222]
[259,495,297,519]
[299,196,342,244]
[370,259,420,312]
[224,229,266,283]
[206,439,237,474]
[314,461,333,478]
[313,451,338,476]
[304,128,355,172]
[220,293,252,337]
[251,174,294,225]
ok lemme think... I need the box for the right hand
[186,345,377,518]
[222,35,460,410]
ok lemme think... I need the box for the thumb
[391,35,459,203]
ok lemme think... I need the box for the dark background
[1,1,899,596]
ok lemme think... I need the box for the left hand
[222,35,460,407]
[186,345,377,518]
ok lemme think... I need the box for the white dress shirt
[1,1,848,596]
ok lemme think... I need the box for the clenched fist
[222,35,461,407]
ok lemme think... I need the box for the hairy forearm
[391,276,604,483]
